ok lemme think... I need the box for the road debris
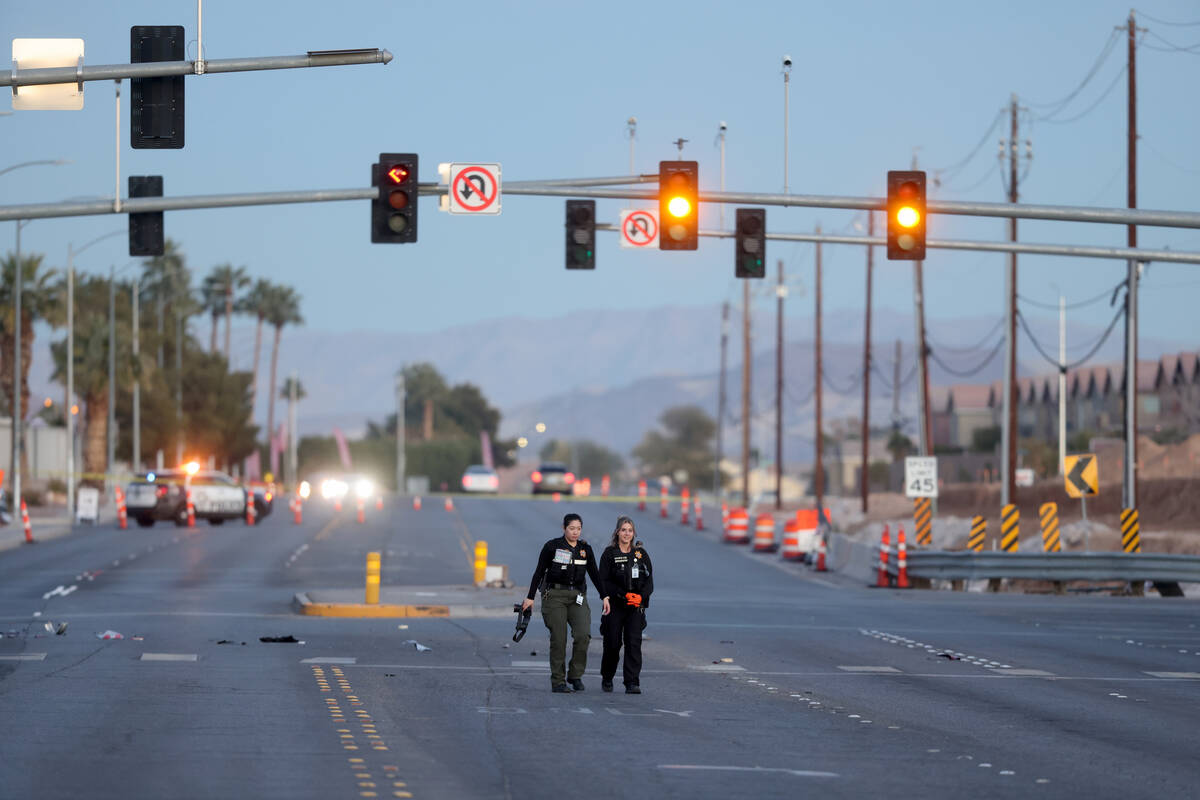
[260,635,300,643]
[402,639,432,652]
[96,630,124,640]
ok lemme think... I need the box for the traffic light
[128,175,164,256]
[565,200,595,269]
[372,153,418,243]
[735,208,766,279]
[887,170,926,260]
[659,160,698,250]
[131,26,185,149]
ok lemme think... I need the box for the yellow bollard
[365,551,381,604]
[474,541,488,585]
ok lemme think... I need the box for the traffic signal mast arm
[1,48,391,88]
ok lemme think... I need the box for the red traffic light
[387,165,410,184]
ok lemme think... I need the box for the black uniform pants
[600,603,643,686]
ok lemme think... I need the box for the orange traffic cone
[21,498,33,543]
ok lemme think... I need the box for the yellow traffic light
[667,196,691,218]
[896,206,920,228]
[886,170,927,260]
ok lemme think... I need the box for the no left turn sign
[619,209,659,248]
[448,163,502,215]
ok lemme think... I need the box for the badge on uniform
[631,564,639,579]
[554,549,572,565]
[575,594,583,606]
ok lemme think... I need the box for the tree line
[1,239,302,483]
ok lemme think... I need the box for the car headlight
[355,479,375,499]
[299,481,311,499]
[321,479,348,500]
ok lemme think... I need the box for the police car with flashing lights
[124,469,248,527]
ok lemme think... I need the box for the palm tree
[205,263,250,359]
[279,376,307,402]
[139,240,188,369]
[200,274,224,353]
[239,279,274,416]
[49,276,135,483]
[263,285,303,453]
[0,252,64,475]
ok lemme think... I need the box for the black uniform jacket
[598,544,654,609]
[526,536,605,600]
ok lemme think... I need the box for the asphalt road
[1,496,1198,799]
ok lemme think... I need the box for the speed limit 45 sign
[904,456,938,498]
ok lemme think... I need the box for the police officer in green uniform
[522,513,610,693]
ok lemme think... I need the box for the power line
[1142,29,1200,52]
[1142,137,1200,174]
[1135,9,1200,26]
[928,317,1004,354]
[927,337,1004,378]
[821,368,861,395]
[932,108,1005,183]
[1017,279,1125,311]
[1036,63,1128,124]
[1016,305,1126,373]
[1026,29,1121,112]
[940,160,1000,194]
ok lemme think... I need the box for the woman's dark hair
[563,513,582,528]
[609,515,636,548]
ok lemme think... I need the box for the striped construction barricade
[724,507,750,544]
[752,513,777,552]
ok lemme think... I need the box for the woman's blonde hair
[609,515,636,548]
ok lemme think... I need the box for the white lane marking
[509,661,550,668]
[140,653,198,662]
[301,657,357,664]
[837,666,901,673]
[1144,671,1200,679]
[659,765,838,779]
[988,668,1055,677]
[61,585,77,597]
[689,664,747,672]
[0,653,47,661]
[42,585,65,599]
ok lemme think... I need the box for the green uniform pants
[541,588,591,685]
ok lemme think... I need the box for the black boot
[625,683,641,694]
[552,683,573,693]
[601,679,613,692]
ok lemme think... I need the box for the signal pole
[775,258,784,510]
[1001,93,1020,507]
[814,227,824,510]
[1124,10,1139,510]
[741,283,751,506]
[861,213,874,511]
[715,302,729,496]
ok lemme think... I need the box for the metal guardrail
[882,549,1200,584]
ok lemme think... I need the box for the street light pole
[107,267,116,494]
[13,219,23,507]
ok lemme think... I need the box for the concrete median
[293,584,521,618]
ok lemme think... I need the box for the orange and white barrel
[245,489,257,526]
[637,480,647,512]
[780,518,803,560]
[680,487,690,525]
[752,513,778,552]
[659,484,669,518]
[724,507,750,544]
[694,498,704,531]
[413,495,422,510]
[115,486,128,530]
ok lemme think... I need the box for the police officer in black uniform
[522,513,609,693]
[598,515,653,693]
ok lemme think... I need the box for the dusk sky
[5,0,1200,351]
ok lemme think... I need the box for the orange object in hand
[624,592,642,608]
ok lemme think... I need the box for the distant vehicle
[245,483,276,523]
[314,473,378,505]
[124,469,247,527]
[531,462,574,495]
[461,464,499,494]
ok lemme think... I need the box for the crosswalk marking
[837,666,901,673]
[140,653,198,662]
[1144,671,1200,679]
[0,653,47,661]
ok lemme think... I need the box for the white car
[125,469,248,527]
[461,465,499,493]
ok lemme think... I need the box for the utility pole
[913,259,932,456]
[911,151,933,457]
[715,302,729,496]
[288,371,298,488]
[132,279,140,472]
[66,258,74,521]
[627,116,637,176]
[775,258,784,510]
[12,220,22,508]
[395,370,406,493]
[718,121,727,230]
[1058,295,1066,474]
[1124,10,1139,511]
[107,267,116,492]
[175,310,183,464]
[741,282,751,506]
[861,212,874,512]
[1001,92,1020,507]
[814,227,824,510]
[892,340,902,429]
